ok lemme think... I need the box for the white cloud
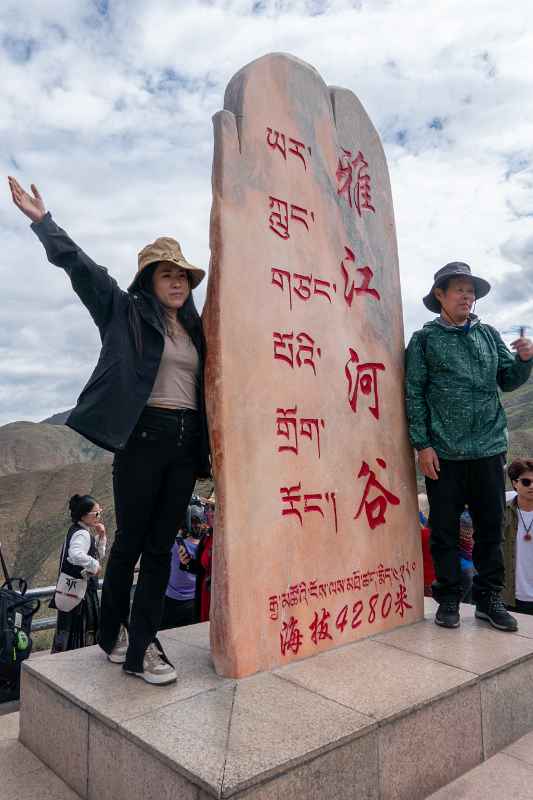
[1,0,533,423]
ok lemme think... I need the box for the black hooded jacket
[31,213,211,478]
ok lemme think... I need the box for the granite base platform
[19,599,533,800]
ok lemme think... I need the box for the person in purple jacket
[160,510,203,629]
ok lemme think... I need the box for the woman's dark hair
[128,262,204,357]
[508,459,533,482]
[69,494,96,523]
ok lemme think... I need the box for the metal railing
[25,580,105,632]
[25,573,139,633]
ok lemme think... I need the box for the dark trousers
[426,454,506,604]
[98,407,198,671]
[160,597,196,629]
[512,599,533,616]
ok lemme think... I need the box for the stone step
[428,730,533,799]
[0,711,82,800]
[17,599,533,800]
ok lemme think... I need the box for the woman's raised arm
[7,176,124,333]
[8,176,46,223]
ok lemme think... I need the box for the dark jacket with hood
[31,213,211,478]
[405,316,532,460]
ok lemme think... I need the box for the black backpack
[0,545,40,670]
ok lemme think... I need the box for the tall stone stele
[203,53,423,678]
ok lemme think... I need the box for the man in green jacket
[405,262,533,630]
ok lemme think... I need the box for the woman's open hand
[7,176,46,223]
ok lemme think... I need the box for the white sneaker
[107,624,129,664]
[125,641,177,685]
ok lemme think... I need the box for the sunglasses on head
[517,478,533,487]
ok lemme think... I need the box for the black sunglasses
[517,478,533,487]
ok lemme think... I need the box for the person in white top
[51,494,107,652]
[503,460,533,615]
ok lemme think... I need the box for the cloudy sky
[1,0,532,425]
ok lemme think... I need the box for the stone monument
[204,53,423,678]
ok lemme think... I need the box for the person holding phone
[8,177,210,685]
[160,512,202,630]
[405,262,533,630]
[178,512,213,623]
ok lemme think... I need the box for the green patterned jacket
[405,318,532,460]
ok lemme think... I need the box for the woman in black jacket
[8,177,210,685]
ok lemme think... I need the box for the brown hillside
[0,461,115,588]
[0,459,214,590]
[0,421,109,477]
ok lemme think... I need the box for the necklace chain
[518,506,533,540]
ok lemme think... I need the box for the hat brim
[423,275,491,313]
[128,258,206,294]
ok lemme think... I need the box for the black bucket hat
[423,262,491,313]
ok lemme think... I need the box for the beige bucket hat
[129,236,206,293]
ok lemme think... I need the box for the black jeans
[426,454,506,604]
[160,597,196,629]
[512,599,533,616]
[98,407,198,671]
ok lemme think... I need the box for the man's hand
[511,337,533,362]
[7,176,46,223]
[418,447,440,480]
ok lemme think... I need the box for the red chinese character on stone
[280,616,303,656]
[269,196,289,239]
[352,151,375,216]
[394,585,413,618]
[280,483,303,525]
[354,459,400,530]
[309,608,333,645]
[336,148,376,216]
[341,246,380,305]
[345,348,385,419]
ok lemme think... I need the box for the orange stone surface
[203,53,423,678]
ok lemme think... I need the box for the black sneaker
[475,594,518,632]
[435,600,460,628]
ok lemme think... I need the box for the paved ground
[0,711,81,800]
[3,696,533,799]
[428,730,533,799]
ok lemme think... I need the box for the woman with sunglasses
[503,460,533,615]
[51,494,106,652]
[8,177,210,685]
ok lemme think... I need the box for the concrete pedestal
[19,600,533,800]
